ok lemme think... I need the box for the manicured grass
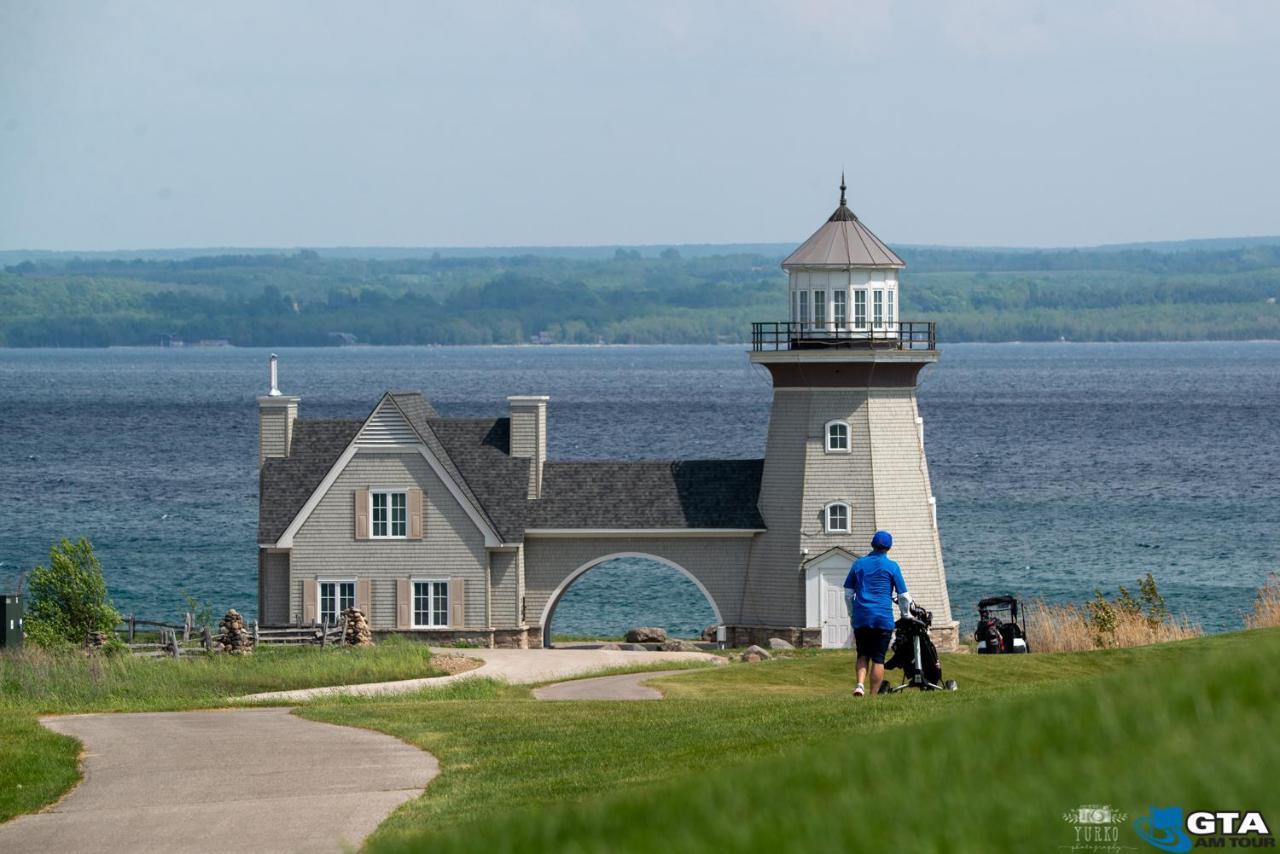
[0,638,441,822]
[299,630,1277,852]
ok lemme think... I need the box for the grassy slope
[0,639,440,822]
[298,631,1276,853]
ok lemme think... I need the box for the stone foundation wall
[725,625,823,648]
[374,629,494,647]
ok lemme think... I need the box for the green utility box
[1,594,22,649]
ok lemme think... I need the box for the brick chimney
[507,395,548,499]
[258,353,300,466]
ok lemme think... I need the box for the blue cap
[871,530,893,551]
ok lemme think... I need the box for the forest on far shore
[3,241,1279,346]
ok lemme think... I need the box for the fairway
[297,629,1279,853]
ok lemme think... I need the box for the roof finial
[839,171,847,207]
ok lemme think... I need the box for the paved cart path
[532,668,701,700]
[0,707,437,854]
[238,647,720,702]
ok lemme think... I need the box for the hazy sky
[3,1,1279,250]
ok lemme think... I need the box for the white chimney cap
[268,353,282,396]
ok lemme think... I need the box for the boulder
[624,627,667,644]
[660,639,703,652]
[618,643,648,651]
[767,637,795,650]
[598,642,623,650]
[701,624,720,642]
[741,644,771,663]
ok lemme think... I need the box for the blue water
[0,343,1276,637]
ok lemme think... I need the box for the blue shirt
[843,550,908,630]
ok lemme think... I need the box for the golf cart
[879,601,958,693]
[974,595,1030,654]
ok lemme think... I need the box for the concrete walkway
[532,668,699,700]
[238,647,720,703]
[0,707,437,854]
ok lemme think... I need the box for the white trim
[410,577,451,628]
[824,501,852,534]
[537,551,724,637]
[524,528,764,538]
[368,487,408,539]
[824,419,851,453]
[316,577,356,624]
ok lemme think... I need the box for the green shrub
[24,538,122,648]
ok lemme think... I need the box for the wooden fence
[113,613,346,657]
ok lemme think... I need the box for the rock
[660,639,703,652]
[767,637,794,650]
[625,627,667,644]
[741,644,771,663]
[701,624,720,642]
[598,642,623,650]
[618,643,648,651]
[341,607,373,646]
[217,609,253,655]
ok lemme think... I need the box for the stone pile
[741,644,771,663]
[342,607,373,646]
[83,630,110,652]
[218,609,253,655]
[625,627,667,644]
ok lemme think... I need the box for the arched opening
[540,552,722,647]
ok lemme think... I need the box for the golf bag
[884,602,944,686]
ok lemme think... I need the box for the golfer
[844,530,913,697]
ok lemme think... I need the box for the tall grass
[0,636,439,714]
[1246,574,1280,629]
[1026,599,1201,652]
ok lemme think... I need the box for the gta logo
[1065,804,1133,851]
[1133,806,1273,852]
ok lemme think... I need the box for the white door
[822,574,852,648]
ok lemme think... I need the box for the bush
[24,538,122,648]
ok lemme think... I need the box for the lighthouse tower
[739,178,957,650]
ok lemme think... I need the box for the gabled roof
[782,179,904,270]
[260,400,768,545]
[259,420,361,543]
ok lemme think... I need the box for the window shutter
[396,578,411,629]
[302,581,317,624]
[407,487,424,539]
[354,489,370,540]
[356,578,372,619]
[449,576,465,628]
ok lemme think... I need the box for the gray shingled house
[257,185,957,649]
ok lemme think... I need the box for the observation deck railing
[751,321,936,352]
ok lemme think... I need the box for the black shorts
[854,627,893,664]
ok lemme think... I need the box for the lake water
[1,343,1276,638]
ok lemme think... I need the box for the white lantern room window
[825,420,851,453]
[825,502,851,533]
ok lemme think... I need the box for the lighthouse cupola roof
[782,175,905,270]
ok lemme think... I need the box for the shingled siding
[288,450,489,629]
[798,389,877,557]
[740,390,809,627]
[522,536,755,632]
[867,390,952,623]
[259,551,291,624]
[489,550,520,627]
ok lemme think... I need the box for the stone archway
[538,551,725,648]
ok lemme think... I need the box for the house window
[371,491,407,538]
[825,503,851,534]
[833,290,847,328]
[888,289,896,326]
[813,291,826,327]
[798,290,809,326]
[854,290,867,329]
[413,580,450,627]
[318,580,355,624]
[873,290,884,328]
[826,420,850,452]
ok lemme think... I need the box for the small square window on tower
[825,502,851,533]
[825,420,850,453]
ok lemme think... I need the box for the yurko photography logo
[1063,804,1136,852]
